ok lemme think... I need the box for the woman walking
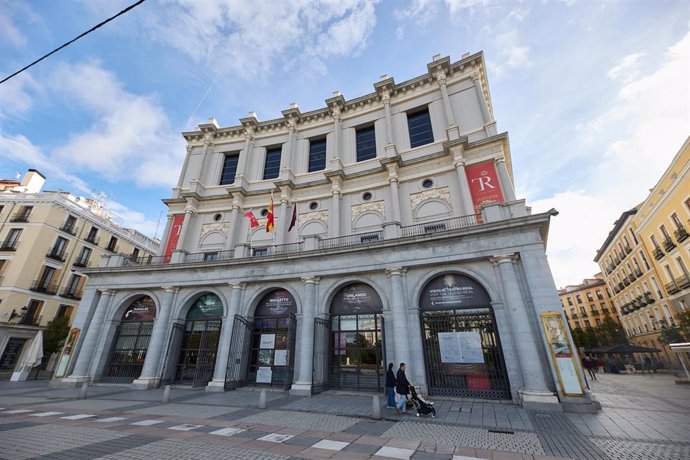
[385,363,397,408]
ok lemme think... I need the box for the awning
[586,344,660,354]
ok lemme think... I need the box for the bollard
[78,382,88,400]
[371,395,381,420]
[161,385,171,404]
[258,389,267,409]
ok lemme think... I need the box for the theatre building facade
[56,53,595,410]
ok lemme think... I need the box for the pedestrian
[583,355,596,380]
[395,362,411,415]
[385,363,397,408]
[643,356,653,375]
[595,357,604,373]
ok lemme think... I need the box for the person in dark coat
[395,363,411,415]
[385,363,397,408]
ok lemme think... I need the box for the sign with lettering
[0,338,27,371]
[186,294,224,320]
[438,332,485,364]
[331,283,382,315]
[465,161,505,215]
[420,274,490,310]
[121,297,156,321]
[256,366,272,383]
[163,214,185,263]
[541,312,584,396]
[255,290,296,317]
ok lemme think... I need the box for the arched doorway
[420,274,510,399]
[330,283,385,391]
[102,296,156,383]
[247,289,297,389]
[175,293,223,387]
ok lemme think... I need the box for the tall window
[308,138,327,172]
[56,305,74,320]
[51,236,68,257]
[65,274,82,295]
[38,266,56,289]
[640,251,650,270]
[660,225,671,241]
[21,299,43,325]
[107,236,118,252]
[219,153,239,185]
[355,125,376,161]
[75,247,91,267]
[12,205,33,222]
[407,108,433,148]
[671,213,683,230]
[2,228,22,249]
[86,226,98,243]
[650,235,660,249]
[629,228,638,245]
[262,146,282,180]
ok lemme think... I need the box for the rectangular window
[86,226,98,244]
[671,213,683,230]
[12,205,33,222]
[308,138,327,172]
[660,225,671,240]
[219,153,239,185]
[407,108,434,148]
[75,247,91,267]
[586,292,594,302]
[576,294,582,304]
[61,215,77,234]
[107,236,118,252]
[21,299,44,325]
[640,251,650,270]
[252,247,268,257]
[596,290,604,300]
[50,236,68,259]
[629,228,638,245]
[56,305,74,320]
[66,274,82,294]
[355,125,376,161]
[2,228,22,250]
[38,266,56,289]
[203,252,219,261]
[262,146,282,180]
[650,235,660,249]
[132,248,140,258]
[567,297,573,306]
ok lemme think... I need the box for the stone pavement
[0,372,687,459]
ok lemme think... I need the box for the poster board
[53,328,80,378]
[256,366,272,383]
[541,312,584,396]
[438,332,484,363]
[274,350,288,366]
[259,334,276,349]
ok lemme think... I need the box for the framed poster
[259,334,276,349]
[541,312,584,396]
[256,366,272,383]
[53,328,80,378]
[274,349,288,366]
[258,350,272,366]
[438,332,484,364]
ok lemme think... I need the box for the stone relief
[201,223,229,235]
[351,201,385,220]
[409,186,451,211]
[297,210,329,227]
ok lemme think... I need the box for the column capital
[230,282,247,290]
[380,90,391,105]
[185,144,194,154]
[301,276,320,285]
[470,71,481,82]
[161,286,179,294]
[203,131,215,147]
[434,70,447,85]
[243,126,255,142]
[495,156,506,165]
[385,267,407,277]
[490,253,518,266]
[100,289,117,297]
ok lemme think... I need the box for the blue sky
[0,0,688,286]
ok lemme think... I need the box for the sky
[0,0,688,287]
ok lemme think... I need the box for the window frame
[308,137,327,172]
[407,107,434,148]
[262,146,282,180]
[219,152,240,185]
[355,125,377,162]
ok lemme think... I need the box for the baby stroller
[409,386,436,418]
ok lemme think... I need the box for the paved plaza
[0,372,688,459]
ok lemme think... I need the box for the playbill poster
[256,366,272,383]
[438,332,484,363]
[541,311,584,396]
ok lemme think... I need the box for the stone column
[280,120,297,176]
[435,71,456,126]
[452,154,476,216]
[158,215,174,256]
[387,165,401,223]
[235,127,254,181]
[386,268,411,367]
[330,177,341,238]
[291,277,319,395]
[492,255,557,406]
[176,207,193,252]
[223,205,240,251]
[332,110,341,160]
[277,194,289,245]
[495,158,517,202]
[207,283,245,391]
[198,132,215,184]
[382,91,394,146]
[176,145,194,189]
[472,72,492,124]
[132,287,177,389]
[65,290,116,382]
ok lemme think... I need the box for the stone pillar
[132,287,177,389]
[207,283,245,391]
[291,277,319,395]
[224,205,240,251]
[176,145,194,189]
[235,127,254,181]
[495,158,517,202]
[176,207,194,252]
[65,290,116,382]
[386,268,411,367]
[472,72,492,124]
[382,91,394,146]
[332,110,341,160]
[277,194,289,245]
[198,132,215,184]
[435,71,456,126]
[330,177,341,238]
[158,215,174,256]
[281,120,297,176]
[452,154,476,216]
[492,255,557,407]
[387,165,401,223]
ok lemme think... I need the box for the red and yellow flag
[243,211,259,229]
[266,197,275,232]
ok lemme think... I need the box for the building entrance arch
[419,273,510,399]
[329,283,385,392]
[102,296,156,383]
[174,293,223,387]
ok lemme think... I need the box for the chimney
[20,169,46,193]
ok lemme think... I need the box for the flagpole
[271,190,276,247]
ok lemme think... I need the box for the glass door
[330,313,384,391]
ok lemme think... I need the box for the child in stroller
[409,386,436,418]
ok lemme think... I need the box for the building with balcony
[558,274,613,330]
[0,170,160,379]
[55,53,595,411]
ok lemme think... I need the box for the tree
[594,315,628,346]
[43,316,70,357]
[659,326,684,345]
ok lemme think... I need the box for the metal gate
[101,321,153,384]
[283,312,297,391]
[161,323,183,385]
[175,319,222,387]
[312,317,330,394]
[225,315,252,390]
[421,308,510,399]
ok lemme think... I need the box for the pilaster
[290,277,319,396]
[207,283,247,391]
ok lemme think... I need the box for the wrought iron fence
[318,231,383,250]
[401,214,479,238]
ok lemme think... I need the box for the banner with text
[465,161,505,215]
[163,214,185,263]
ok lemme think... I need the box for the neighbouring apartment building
[594,137,690,367]
[558,275,613,331]
[55,53,596,411]
[0,170,160,379]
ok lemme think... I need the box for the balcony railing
[645,292,655,304]
[662,238,676,252]
[675,227,689,243]
[73,259,89,268]
[60,223,78,236]
[665,275,690,295]
[0,239,18,251]
[29,280,58,295]
[571,313,578,319]
[591,309,600,316]
[623,278,630,286]
[46,248,66,262]
[635,268,643,277]
[653,247,664,260]
[319,231,384,250]
[602,307,610,313]
[618,282,625,290]
[85,235,100,245]
[10,212,30,222]
[628,273,636,282]
[614,256,621,265]
[105,244,119,253]
[400,214,480,238]
[59,288,83,300]
[624,246,632,254]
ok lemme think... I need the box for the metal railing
[121,255,166,267]
[0,239,18,251]
[318,231,383,250]
[183,250,234,263]
[85,235,100,245]
[59,288,83,300]
[662,238,676,252]
[30,280,58,295]
[105,244,119,253]
[60,224,78,235]
[401,214,480,238]
[46,247,67,262]
[73,259,89,268]
[10,212,30,222]
[675,226,689,243]
[653,247,664,259]
[665,275,690,295]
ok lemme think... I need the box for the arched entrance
[247,289,297,389]
[102,296,156,383]
[330,283,385,391]
[420,274,510,399]
[174,293,223,387]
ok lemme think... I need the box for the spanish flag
[266,197,275,232]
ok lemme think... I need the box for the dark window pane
[407,108,434,148]
[308,138,327,172]
[263,147,282,180]
[356,126,376,162]
[219,154,239,185]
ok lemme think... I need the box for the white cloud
[0,1,27,47]
[394,0,439,26]
[445,0,493,17]
[607,52,646,84]
[0,73,38,120]
[491,30,533,76]
[532,31,690,286]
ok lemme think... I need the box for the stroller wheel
[431,414,435,419]
[416,412,420,417]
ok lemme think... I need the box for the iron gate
[312,317,330,394]
[421,308,510,399]
[101,321,153,384]
[161,322,183,385]
[175,319,222,387]
[284,312,297,391]
[225,315,252,390]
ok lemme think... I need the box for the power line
[0,0,148,86]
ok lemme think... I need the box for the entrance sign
[465,161,505,215]
[187,294,223,320]
[256,366,272,383]
[438,332,484,363]
[331,283,382,315]
[420,274,490,310]
[53,328,80,378]
[255,290,296,317]
[274,349,288,366]
[541,312,584,396]
[122,297,156,321]
[259,333,276,349]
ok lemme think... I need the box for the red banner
[465,161,505,215]
[163,214,185,263]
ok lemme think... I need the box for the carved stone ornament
[380,90,391,105]
[203,132,215,146]
[297,210,329,227]
[470,71,481,82]
[409,186,451,211]
[287,118,298,131]
[201,222,229,235]
[351,201,385,220]
[186,144,194,154]
[435,70,447,85]
[330,106,341,122]
[243,126,254,141]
